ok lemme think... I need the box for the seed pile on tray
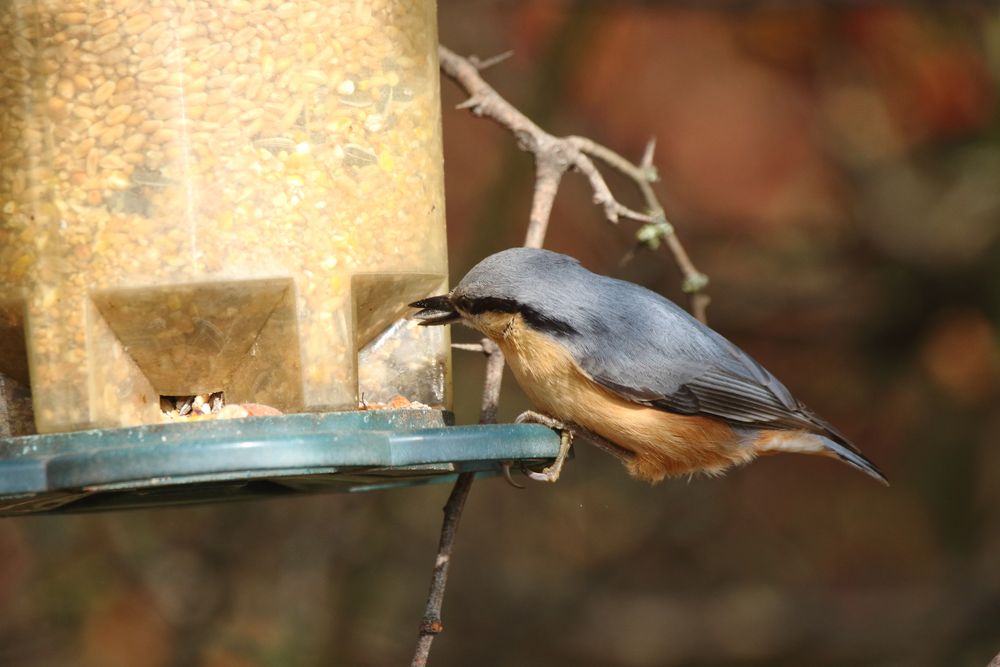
[159,392,284,422]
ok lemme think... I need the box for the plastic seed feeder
[0,1,558,515]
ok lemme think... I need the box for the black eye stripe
[457,296,519,315]
[456,295,577,337]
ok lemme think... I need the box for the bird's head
[409,247,582,339]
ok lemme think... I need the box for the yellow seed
[142,22,167,44]
[93,18,120,37]
[73,105,95,120]
[139,119,162,133]
[276,3,298,19]
[105,172,130,190]
[7,66,29,82]
[13,36,35,58]
[115,77,135,93]
[91,32,122,54]
[151,127,177,144]
[137,67,168,84]
[36,59,61,76]
[57,12,87,25]
[56,78,75,99]
[47,97,70,121]
[106,104,132,125]
[98,125,124,146]
[10,254,33,279]
[152,84,182,98]
[85,126,104,160]
[123,13,153,35]
[176,23,200,40]
[73,137,96,159]
[99,153,127,170]
[186,62,209,78]
[231,26,256,46]
[378,150,394,171]
[93,80,116,105]
[102,46,131,66]
[123,133,146,152]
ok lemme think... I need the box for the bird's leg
[570,425,636,464]
[515,411,573,483]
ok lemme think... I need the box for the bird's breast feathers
[493,315,750,482]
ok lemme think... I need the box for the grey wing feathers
[657,367,853,446]
[569,275,856,449]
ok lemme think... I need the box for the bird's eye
[453,295,472,312]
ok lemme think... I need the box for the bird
[410,247,886,486]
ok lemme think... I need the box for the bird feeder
[0,1,558,513]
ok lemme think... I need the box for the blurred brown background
[3,2,1000,666]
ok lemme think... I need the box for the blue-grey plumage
[411,247,887,485]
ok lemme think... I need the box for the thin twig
[451,343,486,353]
[439,44,711,322]
[439,45,658,229]
[411,337,504,666]
[411,471,475,667]
[478,338,504,426]
[568,136,711,322]
[468,50,514,71]
[413,45,713,665]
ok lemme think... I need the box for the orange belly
[493,316,754,483]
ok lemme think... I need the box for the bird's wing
[585,352,830,432]
[570,290,855,448]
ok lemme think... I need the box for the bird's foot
[514,411,574,483]
[500,461,525,489]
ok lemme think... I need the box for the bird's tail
[752,430,888,485]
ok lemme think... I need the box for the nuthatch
[411,248,886,485]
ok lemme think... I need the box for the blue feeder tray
[0,410,561,516]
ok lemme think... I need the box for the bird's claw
[501,461,525,489]
[514,411,574,484]
[515,410,567,431]
[525,467,560,483]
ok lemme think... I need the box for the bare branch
[439,45,711,323]
[573,151,659,225]
[478,338,505,425]
[413,44,715,665]
[451,343,486,353]
[640,138,657,171]
[468,50,514,71]
[411,471,475,667]
[568,135,710,323]
[411,336,504,666]
[525,160,564,249]
[439,46,662,231]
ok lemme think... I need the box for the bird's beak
[409,294,462,326]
